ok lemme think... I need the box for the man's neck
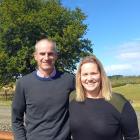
[37,68,56,78]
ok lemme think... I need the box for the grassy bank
[113,84,140,111]
[0,95,12,107]
[0,84,140,111]
[0,100,12,107]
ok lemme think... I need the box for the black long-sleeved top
[70,93,139,140]
[12,71,75,140]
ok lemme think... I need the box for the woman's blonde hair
[76,55,112,102]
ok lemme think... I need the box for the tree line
[109,75,140,87]
[0,0,93,86]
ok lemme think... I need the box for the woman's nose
[87,75,93,80]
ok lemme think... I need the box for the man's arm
[12,80,26,140]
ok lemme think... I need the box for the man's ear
[55,52,58,60]
[33,52,37,60]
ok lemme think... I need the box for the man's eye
[40,53,45,55]
[48,52,54,56]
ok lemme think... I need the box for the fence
[0,131,13,140]
[0,93,13,101]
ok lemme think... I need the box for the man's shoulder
[56,71,75,90]
[63,72,75,78]
[56,70,75,79]
[18,71,35,82]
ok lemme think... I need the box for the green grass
[0,96,12,106]
[113,84,140,111]
[0,83,140,111]
[0,100,12,106]
[109,76,140,87]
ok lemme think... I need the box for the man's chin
[42,67,54,71]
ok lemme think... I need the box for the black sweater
[70,93,139,140]
[12,71,75,140]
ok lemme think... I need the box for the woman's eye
[82,73,88,76]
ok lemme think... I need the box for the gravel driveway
[0,106,140,131]
[0,106,12,131]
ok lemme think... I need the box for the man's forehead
[37,40,53,47]
[35,40,55,51]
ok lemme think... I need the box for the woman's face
[80,62,101,95]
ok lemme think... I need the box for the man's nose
[44,53,49,60]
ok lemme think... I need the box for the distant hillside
[108,75,140,87]
[113,84,140,111]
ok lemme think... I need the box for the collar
[36,68,56,79]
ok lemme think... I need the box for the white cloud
[133,38,140,41]
[118,40,140,51]
[105,64,132,75]
[104,39,140,75]
[119,52,140,59]
[105,63,140,76]
[105,64,131,71]
[116,40,140,60]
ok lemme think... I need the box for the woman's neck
[85,90,103,99]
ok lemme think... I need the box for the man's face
[34,40,57,74]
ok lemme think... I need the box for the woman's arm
[120,101,139,140]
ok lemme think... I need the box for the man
[12,38,75,140]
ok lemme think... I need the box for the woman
[70,55,139,140]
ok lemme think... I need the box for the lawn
[113,84,140,111]
[0,100,12,106]
[0,84,140,111]
[0,94,13,107]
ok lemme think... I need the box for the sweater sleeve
[120,101,140,140]
[12,79,26,140]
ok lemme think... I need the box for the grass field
[0,100,12,106]
[113,84,140,111]
[0,94,13,107]
[0,83,140,111]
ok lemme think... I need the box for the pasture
[0,83,140,111]
[113,84,140,111]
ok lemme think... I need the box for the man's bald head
[35,38,57,53]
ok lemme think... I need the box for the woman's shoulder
[69,90,76,102]
[108,92,128,113]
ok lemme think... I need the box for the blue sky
[62,0,140,76]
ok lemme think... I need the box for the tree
[0,0,93,85]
